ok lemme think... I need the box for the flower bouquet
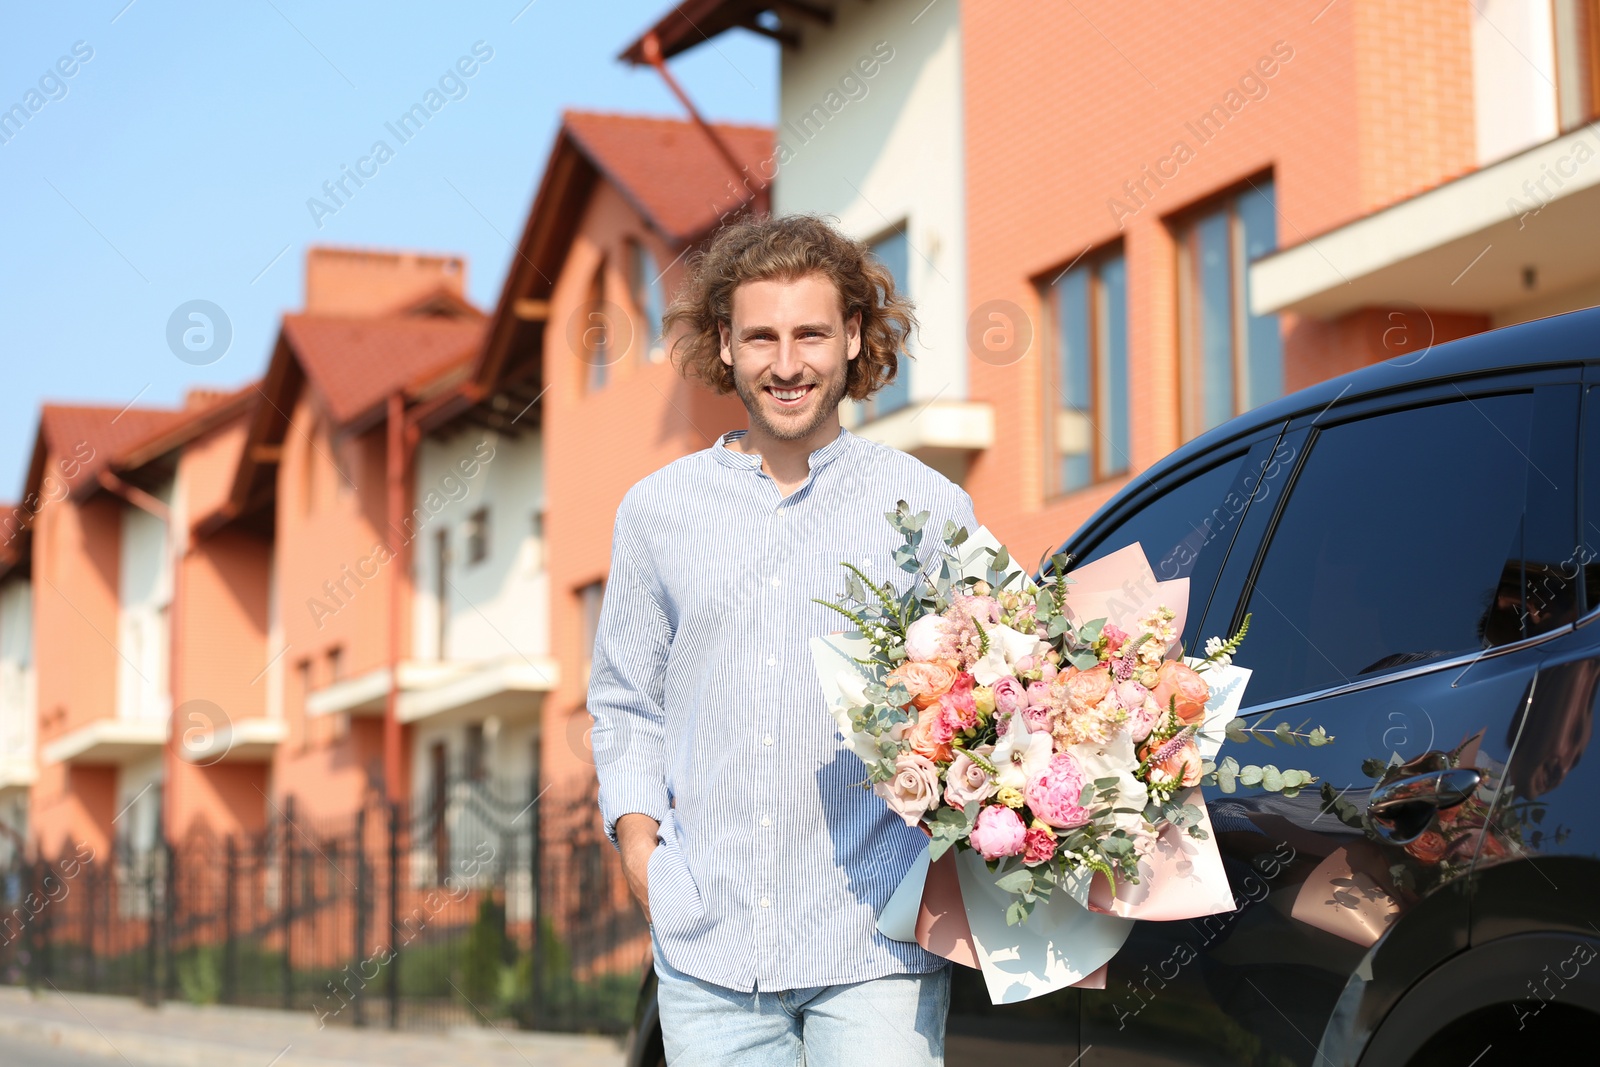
[809,503,1331,1002]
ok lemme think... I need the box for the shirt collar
[712,427,856,474]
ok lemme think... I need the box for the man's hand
[616,813,661,923]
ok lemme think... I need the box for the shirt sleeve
[588,501,672,848]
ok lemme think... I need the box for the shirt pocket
[646,809,707,935]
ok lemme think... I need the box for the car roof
[1063,304,1600,553]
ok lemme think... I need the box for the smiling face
[719,272,860,445]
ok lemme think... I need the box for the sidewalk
[0,987,627,1067]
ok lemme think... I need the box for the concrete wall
[773,0,966,411]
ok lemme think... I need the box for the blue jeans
[651,928,950,1066]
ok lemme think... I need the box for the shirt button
[760,815,771,827]
[771,576,781,587]
[760,897,771,908]
[766,655,776,666]
[763,734,773,746]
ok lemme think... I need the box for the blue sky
[0,1,776,493]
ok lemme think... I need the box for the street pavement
[0,986,627,1067]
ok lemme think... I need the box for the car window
[1069,434,1291,649]
[1234,392,1548,707]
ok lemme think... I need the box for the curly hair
[662,214,917,400]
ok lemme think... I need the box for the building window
[1042,247,1129,494]
[465,507,489,565]
[326,645,344,683]
[530,510,546,571]
[297,659,312,709]
[866,224,912,418]
[628,239,666,362]
[433,529,450,659]
[578,580,605,673]
[464,722,486,781]
[1175,177,1283,439]
[583,261,610,393]
[1555,0,1600,131]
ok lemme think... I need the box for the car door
[942,423,1293,1066]
[1075,373,1582,1066]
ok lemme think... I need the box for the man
[588,214,974,1065]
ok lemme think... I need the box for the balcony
[42,718,168,766]
[1250,122,1600,326]
[178,717,287,764]
[852,400,994,484]
[306,657,559,725]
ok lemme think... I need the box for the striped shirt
[589,427,976,992]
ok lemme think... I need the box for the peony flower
[1139,734,1203,788]
[905,614,955,662]
[1150,661,1210,726]
[1062,666,1114,714]
[991,676,1028,719]
[1117,680,1159,742]
[887,660,960,710]
[993,707,1053,790]
[1039,662,1059,683]
[1021,705,1054,735]
[970,623,1050,687]
[968,805,1027,859]
[1025,752,1094,829]
[944,749,996,808]
[874,752,942,827]
[1404,830,1447,864]
[908,704,955,763]
[938,673,979,731]
[1022,824,1057,866]
[1026,680,1054,708]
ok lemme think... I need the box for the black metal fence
[0,773,647,1033]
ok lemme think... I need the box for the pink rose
[1150,661,1209,726]
[1024,752,1094,829]
[991,676,1028,718]
[1026,680,1053,707]
[938,673,979,732]
[874,752,942,827]
[904,614,953,662]
[1039,662,1059,683]
[1102,624,1129,655]
[887,660,959,711]
[968,805,1027,860]
[1022,825,1057,866]
[1063,666,1113,713]
[944,750,996,808]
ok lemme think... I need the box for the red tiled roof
[39,404,187,495]
[281,314,487,426]
[112,381,260,473]
[562,110,773,243]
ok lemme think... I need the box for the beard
[733,364,851,442]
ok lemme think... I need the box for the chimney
[303,246,468,317]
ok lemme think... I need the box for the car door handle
[1365,768,1482,844]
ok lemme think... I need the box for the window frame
[1038,243,1130,497]
[627,237,666,363]
[465,507,489,566]
[1173,175,1282,440]
[861,221,913,421]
